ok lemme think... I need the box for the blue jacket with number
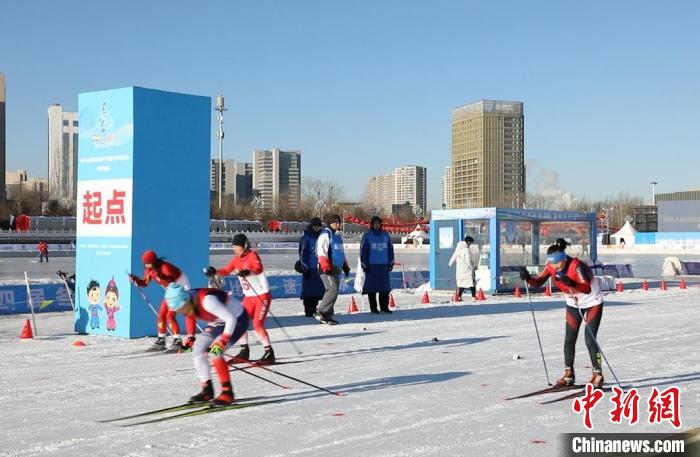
[360,229,394,293]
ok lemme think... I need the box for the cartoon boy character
[87,280,101,329]
[104,277,120,332]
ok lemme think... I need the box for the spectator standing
[359,216,395,314]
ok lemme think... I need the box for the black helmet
[232,233,249,248]
[465,236,474,244]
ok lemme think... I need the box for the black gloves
[388,263,394,272]
[342,264,351,276]
[237,269,251,277]
[519,267,531,281]
[204,266,217,277]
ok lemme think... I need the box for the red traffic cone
[72,340,86,347]
[616,282,624,292]
[544,283,552,297]
[20,318,33,339]
[347,296,359,313]
[389,293,397,308]
[476,288,486,301]
[661,280,668,291]
[421,291,430,304]
[452,292,462,302]
[642,280,649,291]
[679,279,687,289]
[514,287,522,298]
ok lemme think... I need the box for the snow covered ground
[1,285,699,457]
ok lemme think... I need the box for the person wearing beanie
[448,236,477,301]
[520,243,605,388]
[297,217,325,316]
[128,250,190,351]
[359,216,395,313]
[314,215,350,325]
[164,283,250,406]
[208,233,275,364]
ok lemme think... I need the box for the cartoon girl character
[87,280,101,329]
[104,277,120,331]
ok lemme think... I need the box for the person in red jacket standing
[520,243,605,388]
[164,283,250,406]
[37,240,49,263]
[129,250,190,351]
[208,234,275,364]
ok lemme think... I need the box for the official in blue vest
[360,216,395,313]
[315,214,350,325]
[297,217,325,317]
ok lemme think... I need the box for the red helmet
[142,250,158,265]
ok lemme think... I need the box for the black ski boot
[232,344,250,363]
[168,337,183,352]
[189,380,214,404]
[212,381,234,407]
[150,336,166,351]
[258,346,276,365]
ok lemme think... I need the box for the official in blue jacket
[297,217,325,316]
[360,216,395,314]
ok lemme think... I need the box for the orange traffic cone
[347,296,359,313]
[20,318,33,339]
[72,340,86,347]
[616,282,624,292]
[389,293,397,308]
[680,279,687,289]
[514,287,522,298]
[421,291,430,304]
[476,288,486,301]
[661,280,668,291]
[642,280,649,291]
[544,283,552,297]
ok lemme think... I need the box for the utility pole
[215,95,227,211]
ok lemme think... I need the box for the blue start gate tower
[74,87,211,338]
[430,208,598,293]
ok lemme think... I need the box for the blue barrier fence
[0,271,430,315]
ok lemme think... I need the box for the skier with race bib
[520,243,605,388]
[164,283,249,406]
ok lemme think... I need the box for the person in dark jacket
[360,216,395,314]
[298,217,325,317]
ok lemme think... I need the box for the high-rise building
[394,165,427,213]
[48,104,79,203]
[211,159,253,204]
[5,169,48,200]
[365,165,427,216]
[252,148,301,212]
[0,73,6,201]
[442,166,452,210]
[451,100,524,208]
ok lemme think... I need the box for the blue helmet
[165,283,190,311]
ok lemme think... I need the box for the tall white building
[394,165,426,213]
[48,104,79,203]
[252,148,301,212]
[442,166,452,209]
[365,165,427,216]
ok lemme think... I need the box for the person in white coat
[448,236,477,301]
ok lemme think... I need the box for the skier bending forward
[165,283,250,406]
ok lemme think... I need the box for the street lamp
[215,94,227,211]
[251,196,264,222]
[314,192,326,219]
[650,181,658,206]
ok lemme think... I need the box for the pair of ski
[100,395,281,426]
[506,384,590,404]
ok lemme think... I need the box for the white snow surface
[1,287,699,457]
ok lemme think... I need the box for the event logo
[90,102,118,148]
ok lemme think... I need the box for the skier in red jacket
[520,243,605,388]
[207,234,275,364]
[129,250,190,351]
[165,283,249,406]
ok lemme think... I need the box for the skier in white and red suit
[165,283,249,406]
[129,250,190,351]
[520,243,605,388]
[208,233,275,364]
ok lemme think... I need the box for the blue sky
[1,1,699,210]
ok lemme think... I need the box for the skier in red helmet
[129,250,190,351]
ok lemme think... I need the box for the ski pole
[228,362,290,390]
[568,290,622,388]
[251,363,341,397]
[57,271,76,312]
[523,281,551,386]
[241,276,304,356]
